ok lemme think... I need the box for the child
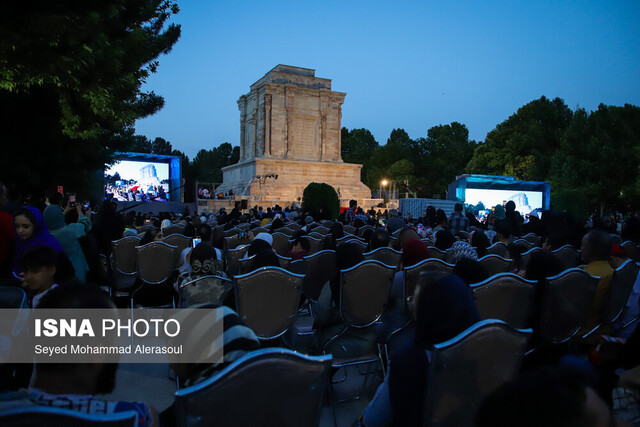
[20,245,58,308]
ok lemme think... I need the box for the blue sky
[135,1,640,159]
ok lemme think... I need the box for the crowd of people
[2,183,640,425]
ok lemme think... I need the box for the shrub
[302,183,340,220]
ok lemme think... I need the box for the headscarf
[450,241,478,264]
[389,274,479,426]
[401,238,430,267]
[43,205,67,231]
[11,206,63,278]
[254,232,273,246]
[190,242,219,276]
[161,219,172,230]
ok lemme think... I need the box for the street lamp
[380,179,388,200]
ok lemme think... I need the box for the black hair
[198,223,212,242]
[435,209,447,226]
[494,221,512,239]
[20,245,57,272]
[453,258,490,285]
[251,249,280,270]
[14,207,36,226]
[369,229,391,251]
[434,230,455,251]
[471,231,490,258]
[454,203,463,212]
[583,230,613,262]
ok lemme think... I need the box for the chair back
[340,260,395,327]
[313,225,330,235]
[426,247,447,260]
[271,232,292,256]
[178,275,233,308]
[622,241,640,262]
[136,241,177,284]
[111,236,141,274]
[0,406,137,427]
[225,245,250,278]
[520,247,542,269]
[541,268,599,343]
[234,267,303,339]
[136,224,153,235]
[552,245,582,269]
[224,234,252,251]
[224,227,241,238]
[252,226,269,235]
[174,348,331,427]
[308,231,325,240]
[239,254,291,275]
[337,238,368,251]
[302,250,337,303]
[522,232,541,246]
[471,273,536,328]
[424,320,531,427]
[363,247,402,268]
[163,224,184,236]
[304,236,324,255]
[287,259,306,275]
[358,225,375,238]
[478,254,513,276]
[404,259,455,304]
[277,227,295,237]
[0,286,29,336]
[343,224,357,235]
[163,234,192,263]
[512,239,535,250]
[485,242,509,258]
[287,223,302,231]
[602,259,640,325]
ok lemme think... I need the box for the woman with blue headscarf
[359,273,480,426]
[10,207,66,282]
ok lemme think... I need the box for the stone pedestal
[216,65,372,203]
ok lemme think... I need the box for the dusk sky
[135,1,640,160]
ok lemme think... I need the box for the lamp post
[380,179,388,200]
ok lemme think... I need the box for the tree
[551,104,640,212]
[191,143,240,183]
[301,182,340,220]
[0,1,181,197]
[341,127,379,188]
[415,122,477,198]
[466,96,573,181]
[151,137,173,155]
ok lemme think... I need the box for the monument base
[216,158,371,203]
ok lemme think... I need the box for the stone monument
[216,65,371,203]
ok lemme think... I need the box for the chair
[224,227,241,238]
[177,275,233,308]
[485,242,509,258]
[174,348,331,427]
[600,259,640,329]
[512,239,535,250]
[234,267,303,340]
[131,241,178,308]
[426,247,447,260]
[423,319,531,426]
[277,227,295,237]
[163,224,185,236]
[225,244,250,278]
[522,232,541,246]
[308,231,326,240]
[552,245,582,269]
[321,221,334,228]
[224,234,252,251]
[520,247,542,269]
[478,254,513,276]
[622,241,640,262]
[136,224,153,235]
[109,236,141,294]
[338,238,368,251]
[0,406,138,427]
[343,224,357,235]
[287,259,306,275]
[302,250,337,303]
[313,226,330,235]
[358,225,375,238]
[252,226,269,235]
[324,260,395,403]
[287,223,302,231]
[304,236,324,255]
[238,254,291,275]
[470,273,537,328]
[163,234,192,264]
[0,286,29,336]
[540,268,599,344]
[404,259,456,305]
[271,232,292,256]
[363,247,402,269]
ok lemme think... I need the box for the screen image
[465,189,543,214]
[105,160,170,202]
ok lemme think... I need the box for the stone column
[238,97,247,160]
[264,93,272,157]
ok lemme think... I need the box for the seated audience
[580,230,614,341]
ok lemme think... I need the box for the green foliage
[0,1,181,139]
[387,159,415,182]
[550,188,589,220]
[191,143,240,183]
[301,183,340,220]
[466,96,572,180]
[341,127,379,187]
